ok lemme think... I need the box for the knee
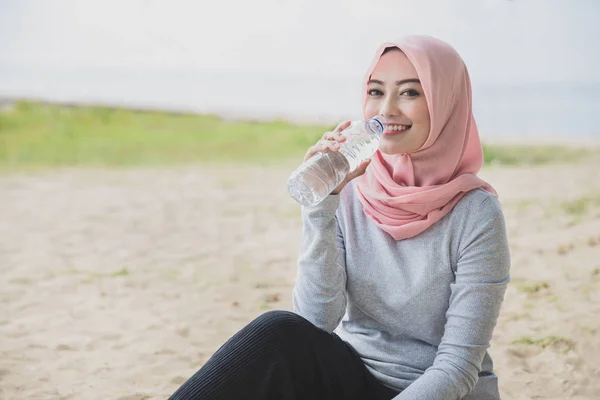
[248,310,311,339]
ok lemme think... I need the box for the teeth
[387,125,410,131]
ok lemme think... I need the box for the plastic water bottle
[287,116,385,207]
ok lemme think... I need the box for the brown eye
[400,89,419,97]
[368,89,383,96]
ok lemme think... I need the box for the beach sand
[1,160,599,399]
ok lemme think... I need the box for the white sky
[0,0,599,84]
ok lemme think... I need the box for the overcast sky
[1,0,599,84]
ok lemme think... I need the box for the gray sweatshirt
[292,183,510,400]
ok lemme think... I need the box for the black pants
[168,310,400,400]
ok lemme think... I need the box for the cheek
[415,100,431,125]
[403,101,429,125]
[363,100,378,118]
[413,101,431,146]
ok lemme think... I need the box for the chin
[379,142,408,155]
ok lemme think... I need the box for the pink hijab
[355,35,496,240]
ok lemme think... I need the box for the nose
[379,92,399,119]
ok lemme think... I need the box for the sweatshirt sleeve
[394,195,511,400]
[292,195,348,333]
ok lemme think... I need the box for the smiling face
[364,48,431,155]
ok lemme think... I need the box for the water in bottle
[287,116,385,207]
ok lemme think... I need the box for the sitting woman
[168,35,511,400]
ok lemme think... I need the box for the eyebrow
[367,78,421,86]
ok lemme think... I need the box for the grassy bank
[0,101,597,169]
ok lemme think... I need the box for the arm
[292,195,348,333]
[394,196,511,400]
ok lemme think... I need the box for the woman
[169,35,510,400]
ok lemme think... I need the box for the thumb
[347,159,372,181]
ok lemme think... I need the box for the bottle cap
[366,116,386,135]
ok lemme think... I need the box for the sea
[1,65,599,144]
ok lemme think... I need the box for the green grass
[1,101,597,169]
[561,194,600,217]
[0,101,326,169]
[515,281,550,294]
[483,144,596,166]
[511,335,574,351]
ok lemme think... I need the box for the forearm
[292,195,347,333]
[392,368,461,400]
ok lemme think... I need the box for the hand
[303,120,372,195]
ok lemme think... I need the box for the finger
[347,159,371,180]
[321,131,336,140]
[317,140,341,152]
[304,141,340,161]
[304,144,322,161]
[334,120,352,133]
[322,131,347,142]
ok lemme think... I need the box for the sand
[1,160,599,399]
